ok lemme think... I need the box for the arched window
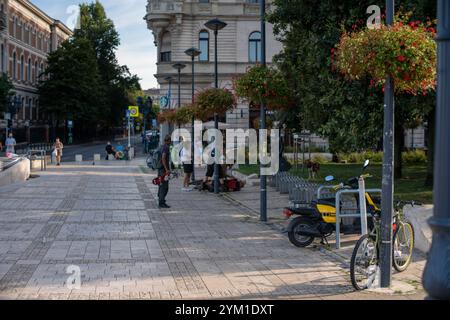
[27,58,31,82]
[34,61,38,82]
[160,31,171,62]
[199,30,209,62]
[249,31,261,63]
[20,55,24,80]
[12,52,16,79]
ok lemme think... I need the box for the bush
[337,151,383,163]
[312,155,328,164]
[364,151,384,163]
[402,150,427,164]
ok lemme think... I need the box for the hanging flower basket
[194,88,236,117]
[233,65,294,110]
[335,19,437,94]
[157,109,178,124]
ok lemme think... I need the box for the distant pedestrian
[180,137,194,192]
[157,135,172,209]
[105,142,118,160]
[5,133,16,154]
[53,138,64,166]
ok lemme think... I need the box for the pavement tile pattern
[0,161,426,300]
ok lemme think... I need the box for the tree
[38,37,102,131]
[75,1,141,129]
[268,0,436,181]
[0,73,14,114]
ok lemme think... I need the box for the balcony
[145,1,183,30]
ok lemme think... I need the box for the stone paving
[0,160,426,300]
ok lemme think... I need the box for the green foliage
[233,65,294,110]
[402,150,427,164]
[312,155,327,164]
[338,151,384,163]
[0,73,14,113]
[38,37,102,122]
[268,0,436,154]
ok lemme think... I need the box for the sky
[33,0,159,89]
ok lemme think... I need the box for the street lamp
[423,0,450,300]
[172,63,186,111]
[260,0,268,222]
[380,0,395,289]
[185,47,202,183]
[205,18,227,194]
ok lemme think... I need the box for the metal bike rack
[334,188,382,249]
[28,150,47,171]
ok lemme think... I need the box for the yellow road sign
[128,106,140,118]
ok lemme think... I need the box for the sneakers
[159,203,171,209]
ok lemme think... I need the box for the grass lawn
[238,163,433,204]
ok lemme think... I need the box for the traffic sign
[128,106,140,118]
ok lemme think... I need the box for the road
[61,136,143,162]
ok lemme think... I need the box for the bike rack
[334,188,382,249]
[28,150,47,171]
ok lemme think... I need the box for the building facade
[145,0,282,138]
[0,0,72,142]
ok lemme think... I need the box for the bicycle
[350,200,420,290]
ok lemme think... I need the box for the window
[160,31,171,62]
[199,0,210,3]
[28,58,31,82]
[12,52,16,79]
[199,31,209,62]
[249,31,261,63]
[247,0,260,3]
[34,61,38,82]
[20,55,24,80]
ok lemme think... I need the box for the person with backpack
[154,135,172,209]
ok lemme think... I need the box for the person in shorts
[180,137,194,192]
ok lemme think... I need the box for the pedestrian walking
[180,137,194,192]
[53,138,64,166]
[5,133,16,154]
[157,135,172,209]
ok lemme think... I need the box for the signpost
[68,120,73,145]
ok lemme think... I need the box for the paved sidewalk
[0,160,426,300]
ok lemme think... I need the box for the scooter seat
[316,198,336,207]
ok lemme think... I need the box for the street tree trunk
[425,106,435,187]
[394,120,404,180]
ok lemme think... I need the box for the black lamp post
[380,0,395,288]
[205,18,227,194]
[185,47,202,182]
[423,0,450,300]
[260,0,267,222]
[172,63,186,111]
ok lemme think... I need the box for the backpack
[152,147,163,170]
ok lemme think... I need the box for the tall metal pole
[260,0,267,222]
[380,0,395,288]
[177,69,181,110]
[423,0,450,299]
[191,55,196,182]
[213,29,220,194]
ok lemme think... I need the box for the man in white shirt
[5,133,16,154]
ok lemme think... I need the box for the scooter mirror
[363,160,370,169]
[325,175,335,182]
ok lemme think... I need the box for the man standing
[158,135,172,209]
[5,133,16,154]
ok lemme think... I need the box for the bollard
[94,154,101,162]
[75,155,83,162]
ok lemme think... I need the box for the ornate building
[145,0,282,137]
[0,0,72,142]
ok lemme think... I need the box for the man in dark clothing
[105,142,117,160]
[158,135,172,209]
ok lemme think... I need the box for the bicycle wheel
[393,221,415,272]
[350,234,378,291]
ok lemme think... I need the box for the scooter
[284,160,381,248]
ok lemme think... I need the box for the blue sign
[126,110,130,118]
[160,96,169,108]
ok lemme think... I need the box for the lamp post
[185,47,202,182]
[380,0,395,289]
[260,0,267,222]
[205,18,227,194]
[172,63,186,111]
[423,0,450,299]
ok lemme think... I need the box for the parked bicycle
[350,200,420,290]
